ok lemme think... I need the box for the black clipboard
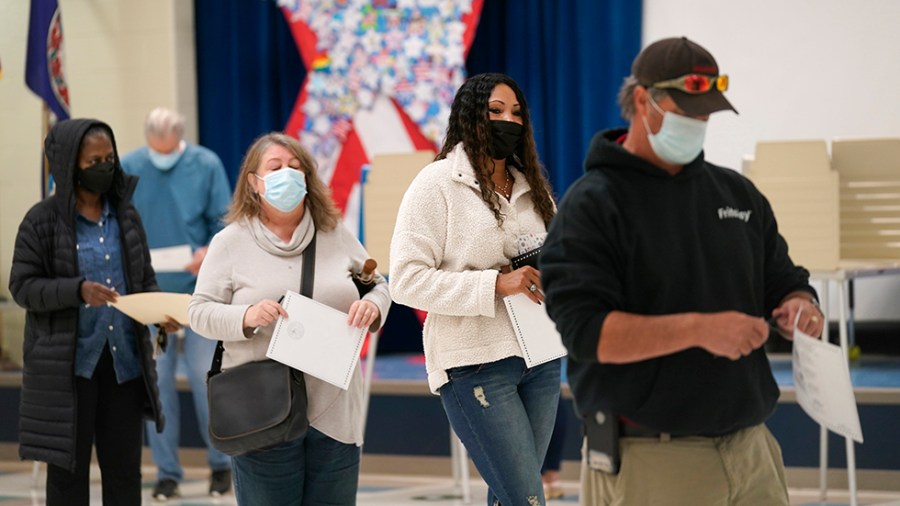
[511,246,542,270]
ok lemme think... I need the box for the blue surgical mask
[148,141,185,171]
[642,94,707,165]
[255,168,307,212]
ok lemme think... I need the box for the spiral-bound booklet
[266,290,366,390]
[503,294,567,367]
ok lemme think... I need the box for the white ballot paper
[266,290,366,390]
[149,245,193,272]
[503,294,568,367]
[109,292,191,325]
[792,324,864,443]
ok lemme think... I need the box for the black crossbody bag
[206,233,316,456]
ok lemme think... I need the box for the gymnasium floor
[1,354,898,505]
[1,461,900,505]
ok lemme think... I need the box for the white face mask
[148,140,186,171]
[642,94,708,165]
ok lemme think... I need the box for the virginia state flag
[25,0,70,121]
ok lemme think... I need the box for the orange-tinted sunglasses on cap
[652,74,729,94]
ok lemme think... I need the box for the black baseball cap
[633,37,738,116]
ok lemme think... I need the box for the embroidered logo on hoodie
[718,207,752,223]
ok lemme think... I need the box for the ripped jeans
[440,356,561,506]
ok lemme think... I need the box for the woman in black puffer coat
[9,118,169,505]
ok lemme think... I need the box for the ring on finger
[811,315,820,323]
[528,283,537,293]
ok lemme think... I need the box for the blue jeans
[541,399,569,473]
[232,427,360,506]
[440,356,561,506]
[145,327,231,481]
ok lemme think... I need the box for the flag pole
[41,103,50,198]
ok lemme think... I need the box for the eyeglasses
[651,74,729,94]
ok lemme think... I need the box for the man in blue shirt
[122,107,233,501]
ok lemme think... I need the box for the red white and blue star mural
[275,0,483,228]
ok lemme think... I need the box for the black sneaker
[209,469,232,497]
[151,479,180,502]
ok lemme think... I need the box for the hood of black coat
[44,118,137,221]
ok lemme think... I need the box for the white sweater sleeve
[389,171,498,318]
[188,231,253,341]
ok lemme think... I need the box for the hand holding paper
[245,296,289,333]
[159,316,182,333]
[770,295,824,338]
[186,246,208,276]
[346,299,379,329]
[496,266,543,305]
[791,312,863,443]
[80,281,118,307]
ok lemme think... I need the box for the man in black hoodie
[541,37,824,505]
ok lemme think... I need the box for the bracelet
[784,293,821,313]
[808,297,821,311]
[802,296,823,315]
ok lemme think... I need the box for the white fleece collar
[446,143,529,203]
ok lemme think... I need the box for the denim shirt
[75,200,141,382]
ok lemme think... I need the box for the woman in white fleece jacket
[391,73,560,506]
[189,133,390,506]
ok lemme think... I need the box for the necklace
[496,169,512,198]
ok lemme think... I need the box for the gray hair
[144,107,185,139]
[617,76,669,121]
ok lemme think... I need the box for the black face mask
[488,120,524,160]
[77,161,116,194]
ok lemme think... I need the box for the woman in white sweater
[189,133,390,505]
[390,73,560,506]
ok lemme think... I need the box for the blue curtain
[467,0,641,195]
[194,0,304,188]
[194,0,641,196]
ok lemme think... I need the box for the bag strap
[209,232,317,376]
[300,232,316,298]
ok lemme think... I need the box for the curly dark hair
[436,73,555,226]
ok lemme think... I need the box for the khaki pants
[580,424,789,506]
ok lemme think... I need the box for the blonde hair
[226,132,341,232]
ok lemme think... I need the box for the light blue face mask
[255,168,307,212]
[148,141,185,171]
[642,94,708,165]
